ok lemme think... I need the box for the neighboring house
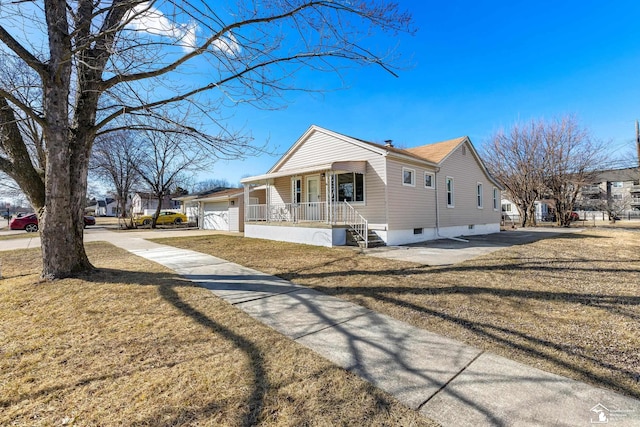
[500,197,552,223]
[131,192,180,216]
[174,187,244,231]
[240,125,502,247]
[93,198,118,216]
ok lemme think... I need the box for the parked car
[569,212,580,221]
[9,213,39,232]
[134,211,187,226]
[83,215,96,226]
[9,213,97,232]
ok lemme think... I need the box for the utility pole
[636,120,640,188]
[636,120,640,168]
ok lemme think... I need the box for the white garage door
[203,202,229,230]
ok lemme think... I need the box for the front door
[306,176,320,220]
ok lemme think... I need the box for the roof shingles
[404,137,467,163]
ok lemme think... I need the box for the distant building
[576,167,640,214]
[131,192,181,216]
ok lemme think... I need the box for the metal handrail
[343,201,368,248]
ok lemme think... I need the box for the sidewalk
[2,230,639,425]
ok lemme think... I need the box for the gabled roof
[172,187,231,202]
[268,125,437,174]
[194,188,244,202]
[245,125,501,189]
[405,136,467,163]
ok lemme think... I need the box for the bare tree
[90,131,141,226]
[0,0,413,279]
[131,129,211,228]
[192,178,232,193]
[483,121,546,227]
[542,116,606,227]
[484,116,606,228]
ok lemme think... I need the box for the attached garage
[196,188,244,232]
[203,201,230,230]
[174,188,245,232]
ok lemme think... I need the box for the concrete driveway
[365,227,584,265]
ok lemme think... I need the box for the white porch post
[266,180,271,222]
[325,172,330,224]
[243,183,250,222]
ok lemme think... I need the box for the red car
[9,213,96,232]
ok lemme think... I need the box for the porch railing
[247,202,327,222]
[246,201,369,246]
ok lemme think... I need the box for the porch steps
[346,228,386,248]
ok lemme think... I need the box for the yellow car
[135,211,188,226]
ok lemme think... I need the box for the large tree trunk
[40,136,93,278]
[518,202,537,227]
[525,203,537,227]
[40,126,93,279]
[40,0,93,279]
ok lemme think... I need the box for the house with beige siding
[241,125,502,247]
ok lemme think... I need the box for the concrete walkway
[2,229,639,426]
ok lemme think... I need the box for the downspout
[434,167,441,236]
[434,167,468,243]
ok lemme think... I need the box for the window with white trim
[292,178,301,204]
[477,183,483,208]
[424,172,434,189]
[337,172,364,202]
[446,177,454,207]
[403,167,415,187]
[493,188,499,210]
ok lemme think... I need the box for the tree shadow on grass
[2,266,269,427]
[269,256,640,399]
[317,285,640,399]
[155,284,268,427]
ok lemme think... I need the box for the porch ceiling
[240,161,367,183]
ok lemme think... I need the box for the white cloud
[211,32,241,56]
[124,2,242,56]
[124,2,198,52]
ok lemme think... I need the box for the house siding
[276,130,379,171]
[436,143,501,228]
[352,156,387,225]
[270,177,292,205]
[386,158,437,230]
[229,196,244,232]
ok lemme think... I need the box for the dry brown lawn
[0,233,38,241]
[157,229,640,400]
[0,244,436,426]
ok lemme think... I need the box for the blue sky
[207,1,640,186]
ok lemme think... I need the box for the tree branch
[0,26,48,78]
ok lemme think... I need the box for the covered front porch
[241,161,371,247]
